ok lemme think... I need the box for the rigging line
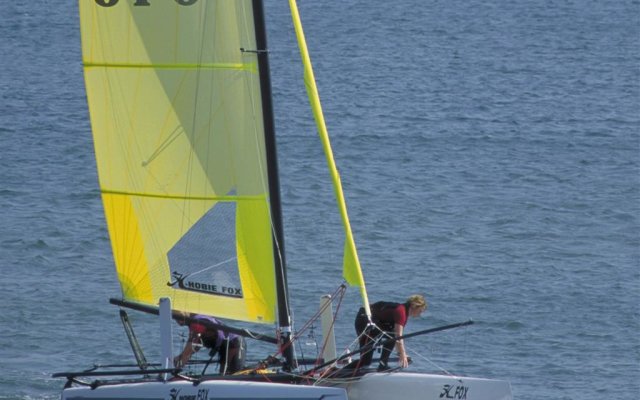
[263,288,337,364]
[407,321,472,379]
[248,284,347,375]
[402,341,456,378]
[295,328,306,370]
[292,284,347,344]
[250,285,346,376]
[314,284,347,367]
[141,125,184,167]
[320,315,366,373]
[315,295,348,369]
[168,257,237,285]
[314,333,364,383]
[305,321,475,376]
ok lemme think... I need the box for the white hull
[62,379,347,400]
[327,372,513,400]
[59,371,512,400]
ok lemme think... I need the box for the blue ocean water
[1,1,638,399]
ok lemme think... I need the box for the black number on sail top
[95,0,198,6]
[95,0,119,6]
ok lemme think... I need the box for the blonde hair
[174,310,191,325]
[407,294,427,310]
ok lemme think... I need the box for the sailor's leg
[377,331,395,370]
[345,313,376,369]
[225,337,245,374]
[359,326,381,367]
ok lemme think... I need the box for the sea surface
[1,1,638,399]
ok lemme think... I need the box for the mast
[251,0,296,370]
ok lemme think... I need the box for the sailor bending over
[350,294,427,371]
[174,312,246,375]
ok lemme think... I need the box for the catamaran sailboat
[55,1,513,399]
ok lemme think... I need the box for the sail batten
[100,189,266,202]
[84,62,257,72]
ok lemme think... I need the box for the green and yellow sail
[79,0,278,324]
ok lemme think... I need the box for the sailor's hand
[399,353,409,368]
[174,355,184,368]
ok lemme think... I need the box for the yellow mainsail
[79,0,278,324]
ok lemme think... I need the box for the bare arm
[394,323,409,368]
[174,332,198,367]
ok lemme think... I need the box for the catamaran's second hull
[325,371,513,400]
[61,379,347,400]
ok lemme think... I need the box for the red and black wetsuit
[351,301,409,369]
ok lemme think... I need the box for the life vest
[370,301,408,329]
